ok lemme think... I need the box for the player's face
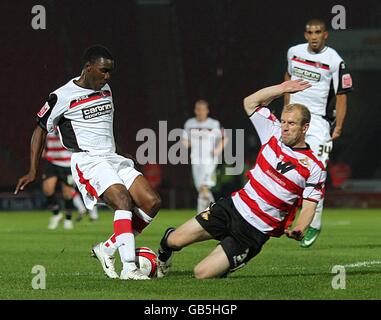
[194,103,209,121]
[281,110,309,147]
[86,57,114,90]
[304,24,328,53]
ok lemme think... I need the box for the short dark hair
[305,18,327,31]
[81,45,113,66]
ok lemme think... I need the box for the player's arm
[243,79,311,116]
[284,199,317,241]
[331,94,347,140]
[182,138,191,149]
[182,122,191,148]
[283,72,291,105]
[14,125,47,194]
[213,129,229,157]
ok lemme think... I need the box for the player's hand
[281,79,311,94]
[284,228,304,241]
[330,127,342,141]
[14,172,37,194]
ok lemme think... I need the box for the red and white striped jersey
[232,107,326,237]
[43,129,72,167]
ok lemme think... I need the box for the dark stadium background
[1,0,380,208]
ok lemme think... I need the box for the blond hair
[282,104,311,125]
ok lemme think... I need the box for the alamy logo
[82,103,112,120]
[293,67,321,82]
[276,161,296,174]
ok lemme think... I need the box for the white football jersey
[287,43,353,116]
[36,77,115,154]
[183,117,222,164]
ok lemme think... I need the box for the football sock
[114,210,135,264]
[103,234,117,256]
[89,206,99,220]
[46,195,60,215]
[64,199,74,220]
[197,190,214,213]
[310,199,324,229]
[132,207,153,235]
[72,191,86,214]
[158,227,179,262]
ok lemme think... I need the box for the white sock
[114,210,135,264]
[89,206,99,219]
[197,189,214,213]
[73,192,86,214]
[310,199,324,229]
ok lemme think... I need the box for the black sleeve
[336,61,354,94]
[36,94,58,131]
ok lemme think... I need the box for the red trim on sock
[132,211,149,233]
[114,219,132,236]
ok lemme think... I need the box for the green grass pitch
[0,208,380,300]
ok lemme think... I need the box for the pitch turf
[0,208,380,300]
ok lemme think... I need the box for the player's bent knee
[103,187,133,210]
[193,264,213,279]
[148,193,161,213]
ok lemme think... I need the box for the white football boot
[157,227,176,278]
[91,242,119,279]
[48,212,63,230]
[120,262,150,280]
[157,250,173,279]
[63,219,74,230]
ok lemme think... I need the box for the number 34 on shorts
[317,144,332,157]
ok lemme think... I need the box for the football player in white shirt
[183,100,228,213]
[284,19,353,248]
[15,46,161,280]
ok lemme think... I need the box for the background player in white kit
[15,46,161,280]
[183,100,228,213]
[284,19,353,248]
[157,79,327,279]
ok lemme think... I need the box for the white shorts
[192,163,217,191]
[71,152,142,210]
[306,115,333,168]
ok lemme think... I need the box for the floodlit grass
[0,209,380,300]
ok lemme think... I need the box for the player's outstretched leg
[157,227,177,278]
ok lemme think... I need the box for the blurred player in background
[284,18,353,247]
[15,45,161,280]
[43,129,99,229]
[157,80,326,279]
[183,100,228,213]
[43,129,76,230]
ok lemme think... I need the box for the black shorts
[195,197,269,272]
[42,161,73,186]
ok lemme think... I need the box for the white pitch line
[343,261,381,268]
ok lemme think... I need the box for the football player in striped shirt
[42,129,76,230]
[157,79,327,279]
[284,18,353,247]
[43,129,99,230]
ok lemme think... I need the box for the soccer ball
[135,247,158,277]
